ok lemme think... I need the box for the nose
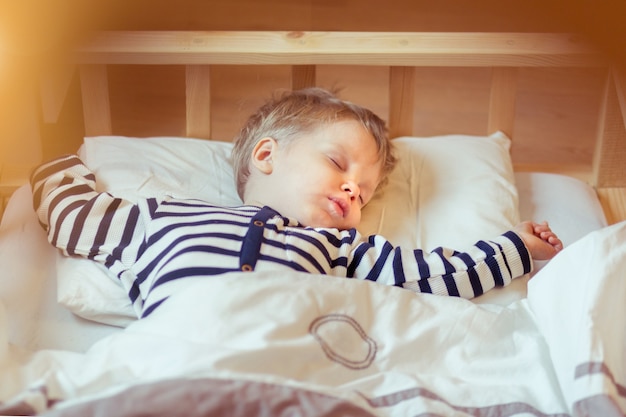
[342,181,360,201]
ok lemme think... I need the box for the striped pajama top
[31,155,532,318]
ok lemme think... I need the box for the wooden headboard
[23,31,626,223]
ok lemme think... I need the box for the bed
[0,31,625,416]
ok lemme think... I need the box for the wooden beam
[389,66,415,138]
[79,65,112,136]
[185,65,212,139]
[488,67,518,137]
[75,31,605,67]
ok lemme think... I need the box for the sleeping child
[31,87,562,318]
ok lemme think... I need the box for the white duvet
[1,221,625,416]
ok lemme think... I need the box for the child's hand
[514,221,563,260]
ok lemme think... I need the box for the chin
[301,216,344,230]
[298,209,357,230]
[319,219,355,231]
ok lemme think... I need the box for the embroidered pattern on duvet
[309,314,377,370]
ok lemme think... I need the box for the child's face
[257,119,382,230]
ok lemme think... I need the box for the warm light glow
[0,37,4,84]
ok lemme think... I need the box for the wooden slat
[597,187,626,225]
[488,67,518,137]
[74,31,605,67]
[291,65,316,90]
[40,62,76,123]
[185,65,212,139]
[389,67,416,138]
[79,65,112,136]
[618,68,626,128]
[592,68,626,188]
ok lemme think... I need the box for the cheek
[298,167,334,190]
[346,208,362,229]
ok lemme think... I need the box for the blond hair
[232,87,395,200]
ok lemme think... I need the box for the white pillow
[360,132,520,250]
[59,132,519,326]
[80,136,241,205]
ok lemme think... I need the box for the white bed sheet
[3,219,625,416]
[0,171,608,355]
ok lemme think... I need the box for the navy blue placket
[239,206,277,272]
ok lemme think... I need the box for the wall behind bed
[3,0,625,173]
[33,0,623,172]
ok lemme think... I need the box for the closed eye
[329,157,343,170]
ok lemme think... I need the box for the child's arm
[30,155,146,270]
[350,230,535,299]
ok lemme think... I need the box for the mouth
[328,197,349,218]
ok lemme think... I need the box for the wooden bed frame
[2,31,625,222]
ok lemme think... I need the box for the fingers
[515,220,564,258]
[544,234,563,252]
[532,221,552,237]
[532,221,550,234]
[533,221,563,252]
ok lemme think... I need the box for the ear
[251,137,278,174]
